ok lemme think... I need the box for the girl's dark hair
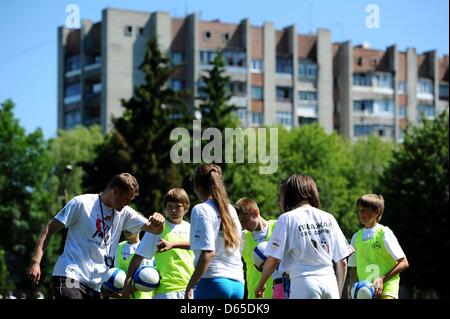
[283,174,320,211]
[194,164,240,251]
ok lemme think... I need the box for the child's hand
[157,238,173,252]
[373,277,384,298]
[120,282,137,299]
[255,284,265,298]
[147,212,165,234]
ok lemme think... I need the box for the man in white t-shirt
[27,173,165,299]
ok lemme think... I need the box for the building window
[203,31,212,41]
[64,110,81,129]
[399,106,407,117]
[223,51,246,68]
[353,100,374,113]
[440,83,449,98]
[234,108,248,125]
[200,50,217,65]
[276,87,292,102]
[251,59,263,72]
[298,59,318,82]
[124,25,133,36]
[276,56,293,74]
[299,91,318,103]
[171,52,185,66]
[171,79,184,92]
[418,78,433,94]
[353,73,372,86]
[299,117,317,126]
[138,27,144,35]
[64,83,81,97]
[375,73,393,88]
[252,112,263,125]
[276,111,293,127]
[417,104,435,119]
[222,32,230,42]
[374,100,394,114]
[356,57,363,66]
[66,55,81,71]
[398,81,406,93]
[86,82,102,94]
[251,86,263,100]
[228,81,247,96]
[354,124,373,137]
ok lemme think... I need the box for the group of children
[113,164,409,299]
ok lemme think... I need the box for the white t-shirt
[265,205,354,279]
[52,194,148,291]
[136,221,191,259]
[190,199,244,284]
[252,223,283,280]
[348,224,406,267]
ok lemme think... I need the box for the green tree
[377,111,449,298]
[198,51,240,131]
[0,99,52,292]
[0,248,15,295]
[84,37,190,213]
[50,125,104,203]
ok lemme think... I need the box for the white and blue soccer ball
[133,265,160,292]
[102,267,126,292]
[351,280,375,299]
[253,241,268,271]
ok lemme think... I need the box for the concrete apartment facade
[334,42,449,141]
[58,8,449,142]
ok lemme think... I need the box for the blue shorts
[194,277,245,299]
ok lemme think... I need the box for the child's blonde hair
[163,188,190,211]
[234,198,259,218]
[357,194,384,221]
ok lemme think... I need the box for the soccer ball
[133,266,160,292]
[102,267,126,292]
[351,280,375,299]
[253,241,268,271]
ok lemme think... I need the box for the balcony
[64,95,81,105]
[229,96,247,108]
[65,69,81,78]
[297,104,318,118]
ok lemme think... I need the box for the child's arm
[255,256,280,298]
[157,238,190,251]
[373,256,409,298]
[121,254,144,299]
[185,250,215,299]
[347,267,357,298]
[335,257,348,298]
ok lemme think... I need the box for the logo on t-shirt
[371,241,382,249]
[91,214,113,243]
[194,231,200,241]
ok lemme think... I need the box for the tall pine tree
[198,51,240,132]
[84,37,191,213]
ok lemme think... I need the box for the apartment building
[334,42,449,141]
[58,8,449,142]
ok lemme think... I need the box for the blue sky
[0,0,448,139]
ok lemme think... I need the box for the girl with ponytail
[185,164,245,299]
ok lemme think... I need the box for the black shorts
[52,276,102,299]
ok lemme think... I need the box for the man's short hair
[163,188,190,211]
[107,173,139,196]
